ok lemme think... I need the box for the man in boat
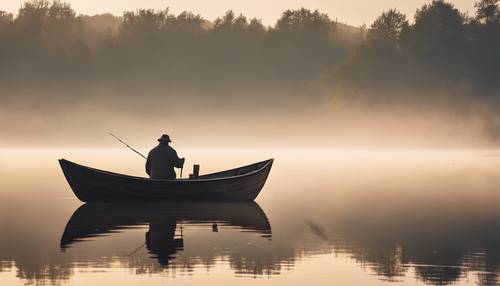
[146,134,185,180]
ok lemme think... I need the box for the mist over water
[1,1,500,148]
[1,148,499,285]
[1,93,497,148]
[1,1,500,286]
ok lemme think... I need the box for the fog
[1,0,499,148]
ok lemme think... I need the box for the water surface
[0,148,499,285]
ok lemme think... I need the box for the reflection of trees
[114,247,288,278]
[351,242,408,281]
[414,266,463,285]
[1,224,287,284]
[0,261,13,273]
[18,268,72,286]
[0,245,73,285]
[11,262,73,286]
[2,204,499,285]
[229,258,283,276]
[308,206,500,285]
[477,272,499,286]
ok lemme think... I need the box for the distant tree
[338,10,408,89]
[15,1,80,45]
[469,0,500,87]
[265,8,335,80]
[475,0,500,24]
[120,8,168,41]
[399,0,467,82]
[166,11,204,33]
[213,10,236,32]
[48,1,75,20]
[17,0,49,19]
[79,14,121,50]
[412,0,465,42]
[15,0,50,40]
[0,10,13,38]
[0,11,13,64]
[207,11,266,80]
[368,9,408,44]
[0,11,13,24]
[7,0,89,80]
[271,7,332,50]
[213,10,254,34]
[274,8,330,37]
[248,18,266,35]
[233,14,249,32]
[44,1,79,50]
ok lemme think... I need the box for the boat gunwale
[59,158,274,183]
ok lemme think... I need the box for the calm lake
[0,148,499,286]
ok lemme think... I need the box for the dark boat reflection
[60,202,272,266]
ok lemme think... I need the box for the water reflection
[61,202,272,267]
[308,205,500,285]
[53,200,500,285]
[2,149,500,285]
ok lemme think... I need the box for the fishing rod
[108,132,184,178]
[127,242,146,257]
[109,132,147,160]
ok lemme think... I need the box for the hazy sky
[2,0,476,26]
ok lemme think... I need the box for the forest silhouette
[1,0,499,147]
[1,0,498,93]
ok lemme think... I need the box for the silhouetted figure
[146,134,185,180]
[145,218,183,266]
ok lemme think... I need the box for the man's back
[146,144,184,180]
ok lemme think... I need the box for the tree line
[336,0,500,98]
[0,0,498,98]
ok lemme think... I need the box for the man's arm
[172,149,185,168]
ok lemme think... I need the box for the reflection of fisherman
[145,218,183,266]
[146,134,185,179]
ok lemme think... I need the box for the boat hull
[59,159,273,202]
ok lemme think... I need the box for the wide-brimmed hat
[158,134,172,142]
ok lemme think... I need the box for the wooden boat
[58,158,273,202]
[60,202,272,250]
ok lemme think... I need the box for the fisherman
[146,134,185,179]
